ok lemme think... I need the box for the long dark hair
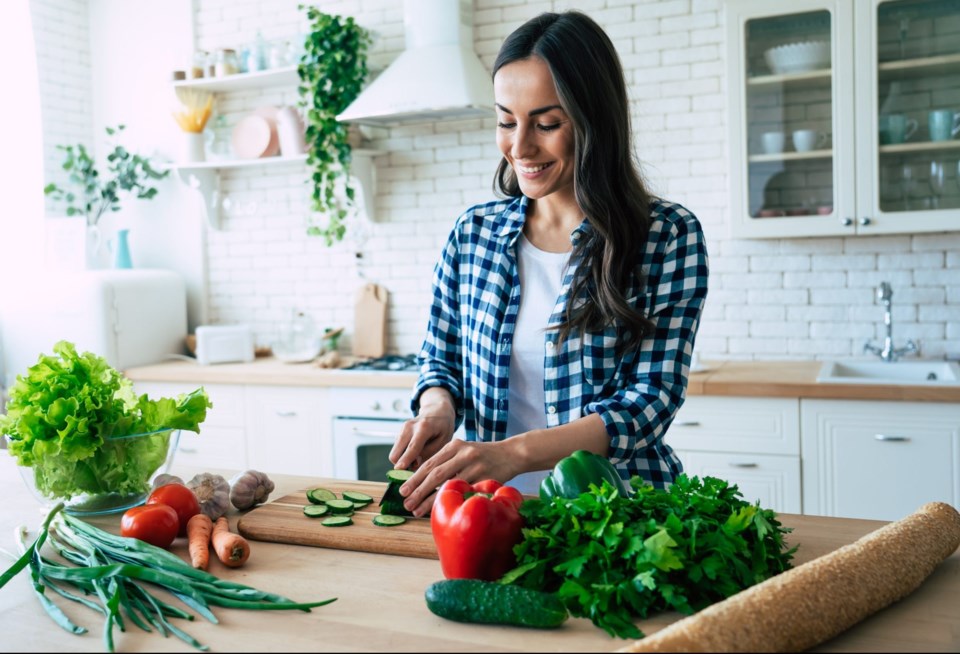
[493,11,654,354]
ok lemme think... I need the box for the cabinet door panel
[175,426,247,470]
[676,450,802,514]
[801,399,960,520]
[134,382,246,469]
[245,386,328,477]
[668,396,800,455]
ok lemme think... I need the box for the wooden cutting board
[237,478,437,559]
[352,283,388,358]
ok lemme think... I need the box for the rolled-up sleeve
[586,209,709,468]
[412,224,466,422]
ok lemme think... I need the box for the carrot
[186,513,213,570]
[212,516,251,568]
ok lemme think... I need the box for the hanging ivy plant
[298,6,371,245]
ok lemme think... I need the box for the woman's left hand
[399,439,519,517]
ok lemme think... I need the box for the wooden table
[0,456,957,652]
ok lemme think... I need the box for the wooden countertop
[1,457,957,652]
[125,356,419,389]
[125,358,960,402]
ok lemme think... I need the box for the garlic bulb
[230,470,276,510]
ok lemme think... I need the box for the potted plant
[43,124,169,266]
[297,6,372,246]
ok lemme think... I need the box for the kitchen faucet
[863,281,918,362]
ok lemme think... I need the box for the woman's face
[494,56,575,202]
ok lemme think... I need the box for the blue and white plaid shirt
[412,195,709,488]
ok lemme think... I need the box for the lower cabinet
[244,386,329,478]
[132,381,331,477]
[673,450,802,514]
[668,396,802,513]
[134,382,248,471]
[800,399,960,521]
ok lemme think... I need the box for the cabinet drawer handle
[674,420,701,427]
[874,434,910,442]
[728,462,758,468]
[179,446,198,454]
[351,429,398,440]
[275,410,298,417]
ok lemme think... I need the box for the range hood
[337,0,494,127]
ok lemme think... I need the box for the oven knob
[392,399,405,412]
[370,401,381,412]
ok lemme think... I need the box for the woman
[389,11,709,516]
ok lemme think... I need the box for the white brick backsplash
[782,272,845,289]
[788,339,852,357]
[27,0,958,361]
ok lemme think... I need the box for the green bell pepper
[539,449,632,499]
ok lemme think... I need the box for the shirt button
[545,341,555,350]
[547,405,557,415]
[498,399,507,410]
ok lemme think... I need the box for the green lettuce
[1,341,212,499]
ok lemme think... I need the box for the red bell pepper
[430,478,525,581]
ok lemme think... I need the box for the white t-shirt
[505,234,571,496]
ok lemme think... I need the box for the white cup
[792,129,828,152]
[762,131,786,154]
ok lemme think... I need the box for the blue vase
[112,229,133,269]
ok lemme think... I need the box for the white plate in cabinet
[674,450,801,514]
[800,399,960,521]
[133,382,246,469]
[244,386,328,478]
[668,396,800,455]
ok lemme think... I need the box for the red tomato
[147,483,200,536]
[121,504,179,548]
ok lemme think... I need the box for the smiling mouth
[515,162,554,174]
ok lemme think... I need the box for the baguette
[618,501,960,653]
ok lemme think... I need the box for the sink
[816,360,960,385]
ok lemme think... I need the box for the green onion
[1,502,337,652]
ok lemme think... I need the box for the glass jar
[190,50,208,79]
[267,40,287,69]
[205,114,233,161]
[213,48,239,76]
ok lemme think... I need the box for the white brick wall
[31,0,94,214]
[31,0,960,360]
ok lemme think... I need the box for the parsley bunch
[502,475,797,639]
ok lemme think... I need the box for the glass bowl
[6,428,181,516]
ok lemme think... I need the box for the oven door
[332,417,404,482]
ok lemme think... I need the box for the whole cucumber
[424,579,568,629]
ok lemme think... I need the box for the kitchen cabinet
[132,380,332,477]
[726,0,960,238]
[800,398,960,520]
[165,66,382,229]
[669,396,803,513]
[245,385,330,477]
[133,381,248,470]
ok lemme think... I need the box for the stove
[342,354,419,372]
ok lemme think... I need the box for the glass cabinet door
[745,11,834,220]
[728,0,855,238]
[871,0,960,223]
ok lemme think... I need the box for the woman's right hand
[389,387,457,472]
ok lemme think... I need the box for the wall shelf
[164,149,384,231]
[749,149,833,163]
[173,66,300,93]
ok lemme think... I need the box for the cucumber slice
[325,499,356,514]
[372,514,407,527]
[342,491,374,504]
[321,516,353,527]
[386,469,414,483]
[307,488,337,504]
[303,504,329,518]
[351,501,371,510]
